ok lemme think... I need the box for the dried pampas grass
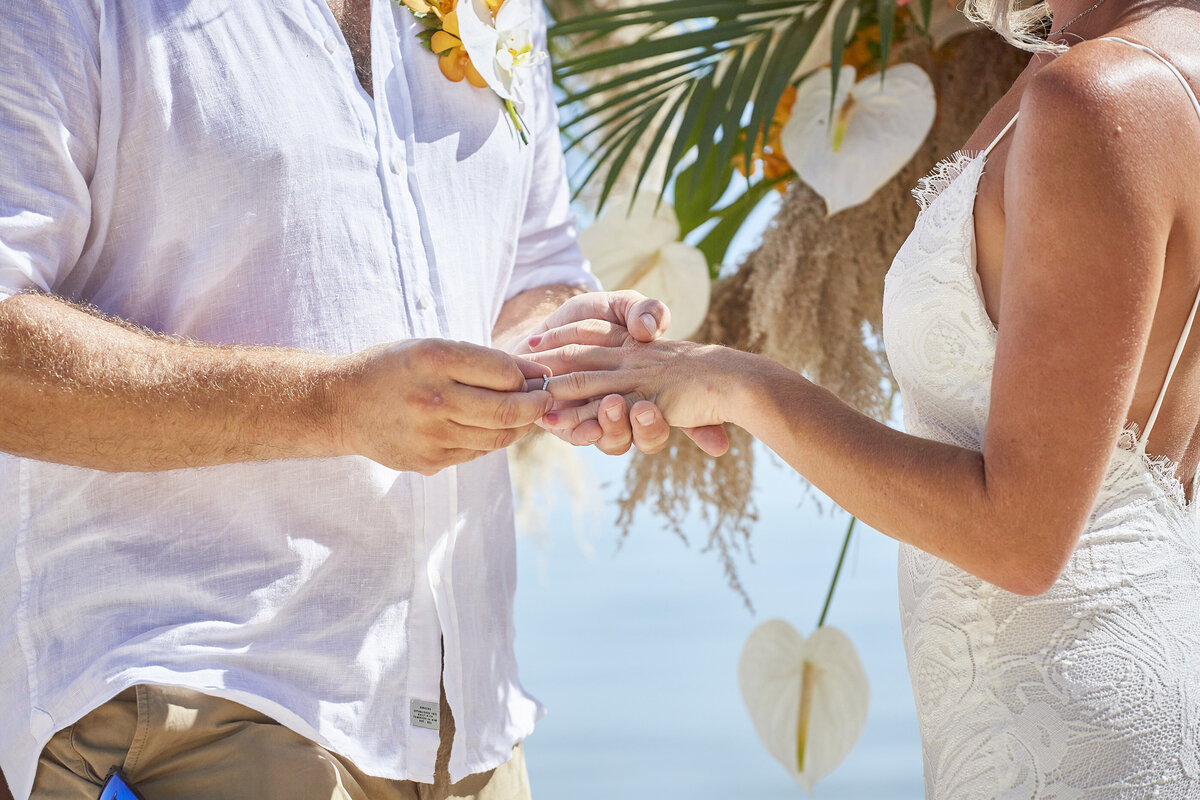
[617,30,1030,596]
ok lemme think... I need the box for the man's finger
[594,394,633,456]
[565,419,603,446]
[437,341,529,392]
[446,422,533,453]
[450,385,553,430]
[683,425,730,457]
[542,395,606,430]
[629,400,671,455]
[624,296,671,343]
[527,319,628,353]
[534,424,602,448]
[515,357,551,381]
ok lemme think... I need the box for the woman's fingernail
[545,412,559,426]
[587,433,602,444]
[636,410,656,426]
[606,405,623,422]
[528,334,542,348]
[639,313,657,334]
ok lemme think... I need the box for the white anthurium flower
[457,0,547,108]
[738,619,870,793]
[781,63,936,216]
[577,195,711,341]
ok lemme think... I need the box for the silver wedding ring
[541,375,550,392]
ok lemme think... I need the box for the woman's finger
[629,401,671,455]
[525,344,626,380]
[542,368,631,404]
[527,319,629,353]
[594,394,634,456]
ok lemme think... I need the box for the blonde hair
[961,0,1069,53]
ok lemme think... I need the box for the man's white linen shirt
[0,2,598,797]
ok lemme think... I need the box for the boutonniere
[398,0,547,144]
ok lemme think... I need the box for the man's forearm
[0,293,342,471]
[493,284,588,354]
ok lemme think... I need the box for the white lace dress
[881,37,1200,800]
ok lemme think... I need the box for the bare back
[967,10,1200,490]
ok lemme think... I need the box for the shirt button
[417,289,434,310]
[324,34,339,54]
[390,152,404,175]
[430,570,443,590]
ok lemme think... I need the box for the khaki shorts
[31,684,530,800]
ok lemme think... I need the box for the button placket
[368,14,443,336]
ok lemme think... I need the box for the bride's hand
[526,339,740,451]
[525,304,731,456]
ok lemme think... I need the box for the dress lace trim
[911,151,980,212]
[1115,423,1196,510]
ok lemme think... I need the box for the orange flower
[843,24,881,72]
[403,0,455,17]
[733,85,798,189]
[430,8,488,88]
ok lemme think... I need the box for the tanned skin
[532,2,1200,596]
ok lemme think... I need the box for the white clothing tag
[410,699,440,730]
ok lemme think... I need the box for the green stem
[817,516,856,628]
[505,100,530,146]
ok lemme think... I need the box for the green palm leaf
[550,0,901,267]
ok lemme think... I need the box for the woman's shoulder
[1010,35,1200,204]
[1019,35,1200,149]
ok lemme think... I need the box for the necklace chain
[1050,0,1111,36]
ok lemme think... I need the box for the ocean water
[512,444,925,799]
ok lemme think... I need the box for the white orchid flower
[577,195,711,341]
[781,63,936,216]
[456,0,547,109]
[739,619,870,793]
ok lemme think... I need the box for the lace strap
[1100,37,1200,444]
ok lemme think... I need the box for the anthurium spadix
[738,620,869,792]
[577,195,711,341]
[781,64,936,216]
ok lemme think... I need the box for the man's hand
[496,287,728,456]
[335,339,552,475]
[496,288,670,455]
[517,291,730,457]
[512,290,672,356]
[516,291,672,455]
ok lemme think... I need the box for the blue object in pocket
[97,769,146,800]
